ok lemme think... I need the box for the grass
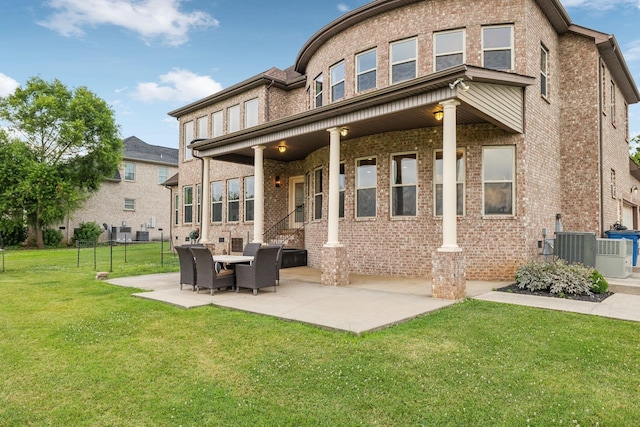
[1,244,640,425]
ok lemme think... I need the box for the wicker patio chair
[267,244,284,285]
[235,246,279,295]
[175,245,197,291]
[242,242,262,256]
[190,246,236,295]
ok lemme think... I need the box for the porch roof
[189,65,535,165]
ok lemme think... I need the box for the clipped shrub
[515,259,595,296]
[73,221,103,243]
[43,228,64,247]
[590,270,609,294]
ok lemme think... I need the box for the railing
[263,204,305,245]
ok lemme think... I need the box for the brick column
[321,246,349,286]
[432,250,466,299]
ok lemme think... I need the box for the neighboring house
[59,136,178,243]
[167,0,640,296]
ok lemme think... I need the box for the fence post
[93,239,97,270]
[160,228,164,267]
[77,240,80,267]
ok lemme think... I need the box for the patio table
[213,255,254,264]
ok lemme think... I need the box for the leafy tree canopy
[0,77,122,247]
[631,134,640,167]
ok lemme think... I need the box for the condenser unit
[555,232,596,267]
[595,238,632,278]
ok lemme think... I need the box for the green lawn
[1,244,639,426]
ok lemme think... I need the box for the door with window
[289,176,305,228]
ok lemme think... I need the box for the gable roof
[123,136,179,165]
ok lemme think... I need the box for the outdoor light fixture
[275,176,281,188]
[434,111,444,121]
[340,127,349,137]
[632,186,638,194]
[278,144,286,153]
[449,78,470,92]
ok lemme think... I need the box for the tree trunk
[27,223,44,248]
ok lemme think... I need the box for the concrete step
[605,272,640,295]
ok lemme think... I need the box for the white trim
[330,60,346,102]
[482,25,514,71]
[313,166,323,221]
[355,48,377,93]
[390,37,417,84]
[355,156,377,218]
[434,29,466,72]
[390,151,418,218]
[482,145,516,216]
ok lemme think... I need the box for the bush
[73,222,103,243]
[43,228,64,247]
[515,259,605,296]
[0,218,27,247]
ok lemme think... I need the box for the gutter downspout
[599,58,605,236]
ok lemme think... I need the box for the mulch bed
[496,283,614,303]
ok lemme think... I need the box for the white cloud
[562,0,639,10]
[624,40,640,62]
[39,0,218,46]
[337,3,350,13]
[132,68,223,103]
[0,73,20,97]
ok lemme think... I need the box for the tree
[0,77,122,248]
[631,134,640,167]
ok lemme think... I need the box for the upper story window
[482,25,513,70]
[540,44,549,98]
[356,157,377,218]
[245,98,259,128]
[212,110,224,137]
[227,105,240,133]
[183,120,194,161]
[314,168,323,220]
[314,74,323,108]
[124,162,135,181]
[330,61,345,102]
[434,30,465,72]
[434,149,465,216]
[197,116,208,139]
[391,152,417,217]
[227,178,240,222]
[158,166,168,184]
[610,81,616,125]
[211,181,223,223]
[245,176,254,222]
[391,38,417,84]
[356,49,377,93]
[483,146,515,216]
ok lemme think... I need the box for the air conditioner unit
[595,238,632,278]
[555,232,596,267]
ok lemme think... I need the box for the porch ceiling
[191,66,534,165]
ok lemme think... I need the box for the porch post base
[431,250,466,300]
[321,245,349,286]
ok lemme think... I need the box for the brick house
[167,0,640,296]
[59,136,178,243]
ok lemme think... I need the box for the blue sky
[1,0,640,149]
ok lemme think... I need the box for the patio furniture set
[175,243,283,295]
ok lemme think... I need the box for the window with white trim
[197,116,208,139]
[391,38,417,84]
[183,186,193,223]
[434,149,465,216]
[339,162,345,218]
[245,98,259,128]
[610,81,616,125]
[196,184,202,224]
[212,110,224,137]
[124,198,135,211]
[540,44,549,98]
[356,157,377,217]
[183,121,193,161]
[158,166,168,184]
[227,178,240,222]
[482,146,515,215]
[330,61,345,102]
[174,194,179,225]
[434,29,465,72]
[211,181,223,223]
[227,105,240,133]
[314,168,323,220]
[356,49,377,92]
[482,25,513,70]
[391,152,417,217]
[245,176,254,222]
[124,162,135,181]
[314,74,323,107]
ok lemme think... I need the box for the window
[245,176,254,222]
[610,81,616,125]
[483,26,513,70]
[212,110,224,137]
[314,74,323,107]
[174,194,179,225]
[124,198,135,211]
[124,162,135,181]
[391,38,417,84]
[611,169,616,199]
[245,98,259,128]
[197,116,208,138]
[435,30,465,72]
[434,149,465,216]
[211,181,223,222]
[356,157,377,217]
[339,163,345,218]
[314,168,323,220]
[356,49,377,92]
[158,166,168,184]
[330,61,345,102]
[227,105,240,133]
[391,153,417,217]
[183,186,193,223]
[184,121,194,161]
[540,45,548,98]
[196,184,202,224]
[601,63,607,114]
[483,147,515,215]
[227,179,240,222]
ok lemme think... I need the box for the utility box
[595,238,632,278]
[554,232,596,267]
